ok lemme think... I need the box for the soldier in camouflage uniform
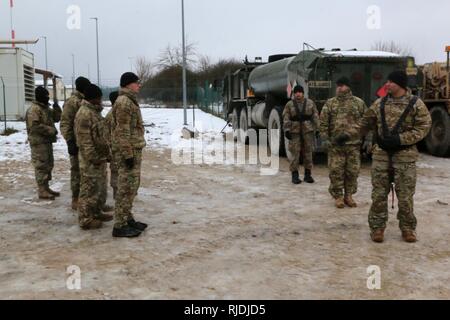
[60,77,91,210]
[25,86,62,200]
[111,72,147,238]
[320,77,367,209]
[74,84,113,230]
[361,71,431,243]
[104,91,119,199]
[283,85,319,184]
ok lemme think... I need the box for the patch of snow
[323,50,400,58]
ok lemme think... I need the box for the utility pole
[90,17,101,87]
[181,0,188,126]
[10,0,15,48]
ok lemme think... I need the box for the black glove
[125,157,135,170]
[67,140,78,156]
[378,134,401,150]
[284,131,292,140]
[334,133,350,146]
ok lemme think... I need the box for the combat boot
[112,225,142,238]
[304,169,315,183]
[71,197,78,211]
[344,194,357,207]
[96,213,113,222]
[335,197,345,209]
[402,230,417,243]
[102,204,114,212]
[371,229,385,243]
[80,219,103,230]
[291,171,302,184]
[38,185,55,200]
[46,182,60,197]
[128,218,148,231]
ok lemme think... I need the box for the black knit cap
[75,77,91,93]
[84,84,103,101]
[293,85,304,94]
[120,72,139,87]
[388,70,408,89]
[336,77,351,87]
[109,91,119,105]
[35,86,49,104]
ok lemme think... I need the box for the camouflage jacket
[319,91,367,145]
[104,108,113,147]
[74,100,110,167]
[283,98,319,134]
[25,101,61,146]
[111,88,146,159]
[361,90,431,162]
[60,90,84,142]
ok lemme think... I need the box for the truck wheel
[267,107,286,157]
[231,108,241,141]
[238,108,248,144]
[425,106,450,157]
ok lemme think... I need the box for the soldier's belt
[291,115,313,122]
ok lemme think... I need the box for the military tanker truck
[417,46,450,157]
[223,44,417,157]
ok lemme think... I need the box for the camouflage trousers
[78,161,107,228]
[328,144,361,198]
[30,143,54,186]
[114,149,142,228]
[369,161,417,232]
[109,160,118,200]
[288,132,314,172]
[70,154,80,199]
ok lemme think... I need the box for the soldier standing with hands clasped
[360,71,431,243]
[320,77,368,209]
[283,85,319,184]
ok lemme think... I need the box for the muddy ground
[0,145,449,300]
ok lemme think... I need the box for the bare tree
[157,41,197,69]
[197,54,212,73]
[134,56,153,83]
[371,40,413,56]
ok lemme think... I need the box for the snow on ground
[0,106,231,163]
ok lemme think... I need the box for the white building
[0,47,35,120]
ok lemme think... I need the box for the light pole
[181,0,188,126]
[40,36,48,70]
[90,17,101,87]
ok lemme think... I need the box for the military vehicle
[223,44,417,158]
[417,46,450,157]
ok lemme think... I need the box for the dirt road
[0,146,449,299]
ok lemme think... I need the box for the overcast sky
[1,0,449,87]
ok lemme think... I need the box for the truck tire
[425,106,450,157]
[267,107,286,157]
[231,108,241,141]
[238,107,248,144]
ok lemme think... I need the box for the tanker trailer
[224,46,415,158]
